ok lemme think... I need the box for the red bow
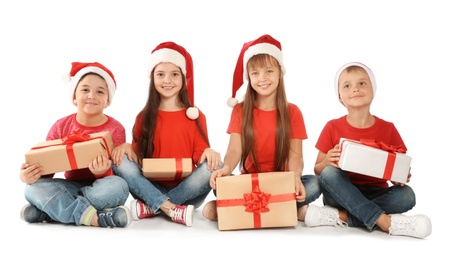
[244,186,271,213]
[359,139,406,154]
[62,129,90,145]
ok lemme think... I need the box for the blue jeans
[23,176,129,225]
[211,173,322,209]
[112,155,213,214]
[320,166,416,231]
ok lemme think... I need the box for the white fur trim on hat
[243,42,286,80]
[69,66,116,105]
[334,62,377,101]
[148,48,186,77]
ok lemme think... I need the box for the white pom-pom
[186,107,199,120]
[227,97,239,107]
[61,74,72,83]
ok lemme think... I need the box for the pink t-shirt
[46,113,126,181]
[227,103,307,173]
[315,115,406,188]
[132,109,210,186]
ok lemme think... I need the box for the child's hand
[325,144,341,167]
[295,178,306,202]
[111,143,136,166]
[20,163,43,184]
[89,153,112,175]
[199,148,222,171]
[210,165,231,190]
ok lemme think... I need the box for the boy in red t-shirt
[306,62,432,239]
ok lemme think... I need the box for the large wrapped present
[338,138,412,183]
[25,130,114,175]
[142,158,192,181]
[216,171,298,231]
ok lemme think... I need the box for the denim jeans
[112,154,213,214]
[211,173,322,209]
[320,166,416,231]
[23,176,129,225]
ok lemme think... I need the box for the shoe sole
[185,205,194,227]
[129,200,140,221]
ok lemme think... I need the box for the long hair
[132,66,209,166]
[240,54,290,173]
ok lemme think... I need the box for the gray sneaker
[389,214,432,239]
[97,206,132,228]
[20,204,53,223]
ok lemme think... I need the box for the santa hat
[64,62,116,105]
[334,62,377,100]
[148,41,198,120]
[228,34,286,107]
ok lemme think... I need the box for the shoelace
[389,218,414,236]
[169,207,185,223]
[320,208,348,228]
[140,203,153,216]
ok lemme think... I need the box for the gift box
[216,171,298,231]
[338,138,412,183]
[142,158,192,181]
[25,130,114,175]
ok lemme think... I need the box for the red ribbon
[31,129,111,171]
[216,173,296,228]
[174,158,183,181]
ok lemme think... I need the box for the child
[111,41,222,227]
[305,62,432,239]
[20,62,131,228]
[202,34,322,222]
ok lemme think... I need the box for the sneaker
[389,214,432,239]
[130,199,156,221]
[304,204,348,228]
[169,205,194,226]
[202,200,217,221]
[97,206,132,228]
[20,204,53,223]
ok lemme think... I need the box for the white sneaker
[389,214,432,239]
[305,204,348,227]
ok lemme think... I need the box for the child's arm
[198,148,222,171]
[210,133,241,190]
[289,138,306,202]
[314,144,340,175]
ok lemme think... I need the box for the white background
[1,0,447,258]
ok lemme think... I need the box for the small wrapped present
[216,171,298,231]
[142,158,192,181]
[25,130,114,175]
[338,138,412,183]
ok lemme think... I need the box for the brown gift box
[142,158,192,181]
[216,171,298,231]
[24,131,114,175]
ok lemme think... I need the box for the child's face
[248,59,280,99]
[338,68,374,108]
[153,62,183,101]
[73,74,109,115]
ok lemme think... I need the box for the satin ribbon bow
[62,129,91,145]
[359,139,406,154]
[244,186,271,213]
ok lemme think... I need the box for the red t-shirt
[46,113,126,181]
[315,115,406,187]
[227,103,307,173]
[132,109,210,186]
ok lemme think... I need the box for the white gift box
[338,138,412,183]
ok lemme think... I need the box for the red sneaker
[169,205,194,226]
[130,199,156,221]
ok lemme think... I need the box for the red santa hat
[64,62,116,105]
[228,34,286,107]
[148,41,198,120]
[334,62,377,100]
